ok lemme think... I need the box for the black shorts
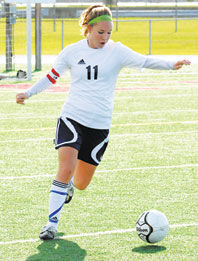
[54,117,109,166]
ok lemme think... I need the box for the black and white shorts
[54,117,109,166]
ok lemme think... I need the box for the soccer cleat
[65,186,74,204]
[39,225,57,240]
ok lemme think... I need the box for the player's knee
[75,182,88,191]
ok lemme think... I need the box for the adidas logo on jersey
[78,59,86,65]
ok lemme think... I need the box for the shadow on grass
[26,233,87,261]
[132,245,166,254]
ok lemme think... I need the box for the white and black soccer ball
[136,210,169,244]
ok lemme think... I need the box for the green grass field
[0,18,198,56]
[0,64,198,260]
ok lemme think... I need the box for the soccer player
[16,4,191,240]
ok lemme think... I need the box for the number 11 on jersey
[86,65,98,80]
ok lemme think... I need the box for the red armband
[47,68,60,84]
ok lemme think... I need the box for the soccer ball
[136,210,169,244]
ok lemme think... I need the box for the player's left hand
[174,60,191,70]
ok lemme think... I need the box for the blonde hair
[79,5,112,37]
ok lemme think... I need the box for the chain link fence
[0,0,198,79]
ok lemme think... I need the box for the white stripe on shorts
[55,117,78,148]
[91,135,109,164]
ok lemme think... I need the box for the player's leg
[72,126,109,190]
[39,118,109,240]
[39,117,81,240]
[56,146,78,183]
[73,160,97,190]
[39,146,78,240]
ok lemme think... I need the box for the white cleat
[39,225,57,240]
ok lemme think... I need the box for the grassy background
[0,65,198,260]
[0,18,198,55]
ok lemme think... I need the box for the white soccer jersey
[26,39,175,129]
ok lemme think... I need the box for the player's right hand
[16,93,28,104]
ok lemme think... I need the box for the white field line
[0,127,55,133]
[117,80,198,83]
[113,109,198,115]
[114,94,198,100]
[0,223,197,246]
[117,82,198,86]
[111,120,198,127]
[0,90,68,94]
[0,115,57,120]
[0,113,34,117]
[111,130,198,137]
[0,94,196,104]
[0,137,51,143]
[1,108,198,121]
[1,91,197,104]
[0,129,198,138]
[0,130,198,143]
[1,92,197,99]
[119,73,198,76]
[119,69,197,75]
[1,116,198,124]
[1,163,198,180]
[0,99,66,103]
[2,120,198,133]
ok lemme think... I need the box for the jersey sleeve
[25,48,69,98]
[116,42,175,70]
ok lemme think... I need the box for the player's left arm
[173,60,191,70]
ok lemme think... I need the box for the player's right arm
[16,48,69,105]
[16,73,56,104]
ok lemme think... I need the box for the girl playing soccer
[16,4,190,240]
